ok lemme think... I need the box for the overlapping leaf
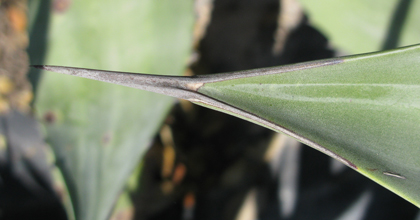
[299,0,420,54]
[34,1,194,219]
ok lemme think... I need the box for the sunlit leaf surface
[35,1,193,219]
[299,0,420,54]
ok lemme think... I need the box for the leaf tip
[30,65,46,70]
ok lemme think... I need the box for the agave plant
[27,0,420,219]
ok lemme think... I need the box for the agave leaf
[299,0,420,54]
[35,44,420,207]
[34,1,194,219]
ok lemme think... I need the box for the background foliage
[0,0,419,220]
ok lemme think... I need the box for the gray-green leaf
[36,44,420,208]
[34,1,194,219]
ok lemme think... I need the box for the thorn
[30,65,45,70]
[29,65,83,75]
[28,65,203,100]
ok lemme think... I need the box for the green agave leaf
[299,0,420,54]
[34,0,194,219]
[197,45,420,207]
[35,44,420,207]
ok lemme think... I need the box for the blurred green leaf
[28,0,50,95]
[197,45,420,207]
[34,1,194,220]
[298,0,420,54]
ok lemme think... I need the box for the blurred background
[0,0,420,219]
